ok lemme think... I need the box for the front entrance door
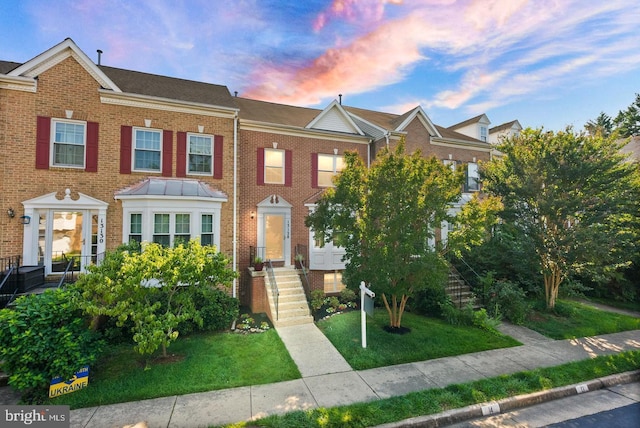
[22,190,108,274]
[264,214,284,260]
[256,195,291,266]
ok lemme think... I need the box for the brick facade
[1,39,502,310]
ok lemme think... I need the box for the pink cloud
[313,0,396,31]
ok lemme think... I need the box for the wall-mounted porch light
[7,208,15,218]
[20,215,31,225]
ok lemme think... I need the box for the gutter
[232,111,238,298]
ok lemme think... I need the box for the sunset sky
[1,0,638,131]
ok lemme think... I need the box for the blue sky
[1,0,638,131]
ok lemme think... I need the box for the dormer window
[480,126,488,142]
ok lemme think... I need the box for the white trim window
[324,271,345,293]
[188,133,213,175]
[200,214,214,246]
[318,154,344,187]
[264,148,285,184]
[466,162,480,192]
[52,119,85,167]
[133,128,162,172]
[480,126,488,142]
[129,213,142,243]
[151,213,191,247]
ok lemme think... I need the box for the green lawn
[242,350,640,428]
[317,310,521,370]
[523,300,640,339]
[45,329,300,409]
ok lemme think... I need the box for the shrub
[411,284,449,317]
[310,289,325,311]
[0,289,103,403]
[339,288,357,304]
[326,296,340,310]
[178,287,239,334]
[486,280,531,325]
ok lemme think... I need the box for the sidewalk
[63,324,640,428]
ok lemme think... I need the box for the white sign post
[360,281,375,348]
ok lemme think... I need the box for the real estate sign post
[360,281,375,348]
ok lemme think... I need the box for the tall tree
[584,112,613,137]
[482,128,640,309]
[306,141,499,328]
[613,93,640,138]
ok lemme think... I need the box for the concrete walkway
[62,325,640,428]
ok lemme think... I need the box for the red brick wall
[0,56,235,258]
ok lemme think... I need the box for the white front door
[257,195,292,266]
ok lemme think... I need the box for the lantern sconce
[7,208,15,218]
[20,215,31,225]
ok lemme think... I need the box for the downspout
[232,111,238,298]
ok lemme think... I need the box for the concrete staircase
[446,268,479,309]
[266,267,314,327]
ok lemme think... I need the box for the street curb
[373,369,640,428]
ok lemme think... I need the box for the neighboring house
[0,38,507,312]
[488,120,522,145]
[0,38,238,291]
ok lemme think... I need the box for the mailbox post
[360,281,375,348]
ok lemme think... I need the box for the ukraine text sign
[49,366,89,398]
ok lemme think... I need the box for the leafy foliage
[485,278,531,325]
[0,289,103,402]
[613,93,640,138]
[483,128,640,308]
[75,240,237,358]
[306,140,500,328]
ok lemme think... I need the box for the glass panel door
[265,214,284,260]
[52,211,82,271]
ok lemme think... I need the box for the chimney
[339,94,342,105]
[97,49,103,65]
[234,91,238,97]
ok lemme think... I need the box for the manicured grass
[317,310,521,370]
[235,350,640,428]
[523,300,640,340]
[582,297,640,313]
[44,329,300,409]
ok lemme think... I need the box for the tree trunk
[543,261,563,309]
[382,293,408,328]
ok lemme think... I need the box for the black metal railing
[0,265,18,309]
[294,244,311,300]
[265,259,279,321]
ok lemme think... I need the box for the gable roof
[448,113,490,130]
[7,38,120,91]
[2,38,237,111]
[490,120,522,134]
[306,100,365,135]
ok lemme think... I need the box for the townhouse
[1,39,517,313]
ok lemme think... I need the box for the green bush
[326,296,340,310]
[179,287,239,333]
[0,289,103,403]
[486,279,531,325]
[310,289,325,311]
[339,288,357,304]
[411,284,449,317]
[438,300,499,332]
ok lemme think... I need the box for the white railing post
[360,281,375,348]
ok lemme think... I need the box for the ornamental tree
[76,239,237,357]
[482,128,640,309]
[306,141,500,328]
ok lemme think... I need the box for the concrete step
[273,314,314,327]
